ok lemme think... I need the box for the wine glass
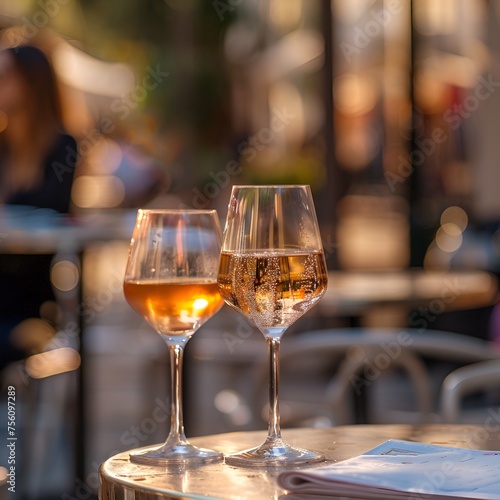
[218,185,328,466]
[123,209,224,464]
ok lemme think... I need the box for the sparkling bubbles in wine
[218,250,327,337]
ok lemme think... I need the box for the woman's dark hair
[7,45,62,129]
[0,45,67,200]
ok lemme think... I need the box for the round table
[99,424,500,499]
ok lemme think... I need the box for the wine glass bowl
[218,185,328,466]
[123,209,224,464]
[218,252,327,337]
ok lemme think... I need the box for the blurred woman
[0,45,76,209]
[0,45,77,370]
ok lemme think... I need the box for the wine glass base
[130,443,223,465]
[224,439,325,467]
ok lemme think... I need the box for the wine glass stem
[168,343,187,443]
[267,336,282,441]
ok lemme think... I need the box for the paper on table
[278,440,500,499]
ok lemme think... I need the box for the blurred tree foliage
[76,0,236,187]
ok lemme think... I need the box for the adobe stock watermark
[413,451,483,498]
[408,276,469,332]
[191,106,296,209]
[52,65,169,183]
[322,233,338,262]
[15,269,124,386]
[61,396,170,499]
[340,0,403,62]
[4,0,71,45]
[212,0,243,22]
[223,314,255,354]
[465,406,500,449]
[351,276,472,394]
[410,410,500,498]
[349,330,414,395]
[386,73,500,192]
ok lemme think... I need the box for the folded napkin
[278,439,500,499]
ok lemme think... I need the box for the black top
[5,132,77,213]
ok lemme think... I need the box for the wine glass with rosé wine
[123,209,224,465]
[217,185,328,467]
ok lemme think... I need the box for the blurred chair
[440,359,500,423]
[252,328,500,427]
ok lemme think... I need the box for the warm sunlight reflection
[26,348,81,379]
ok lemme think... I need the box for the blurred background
[1,0,500,498]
